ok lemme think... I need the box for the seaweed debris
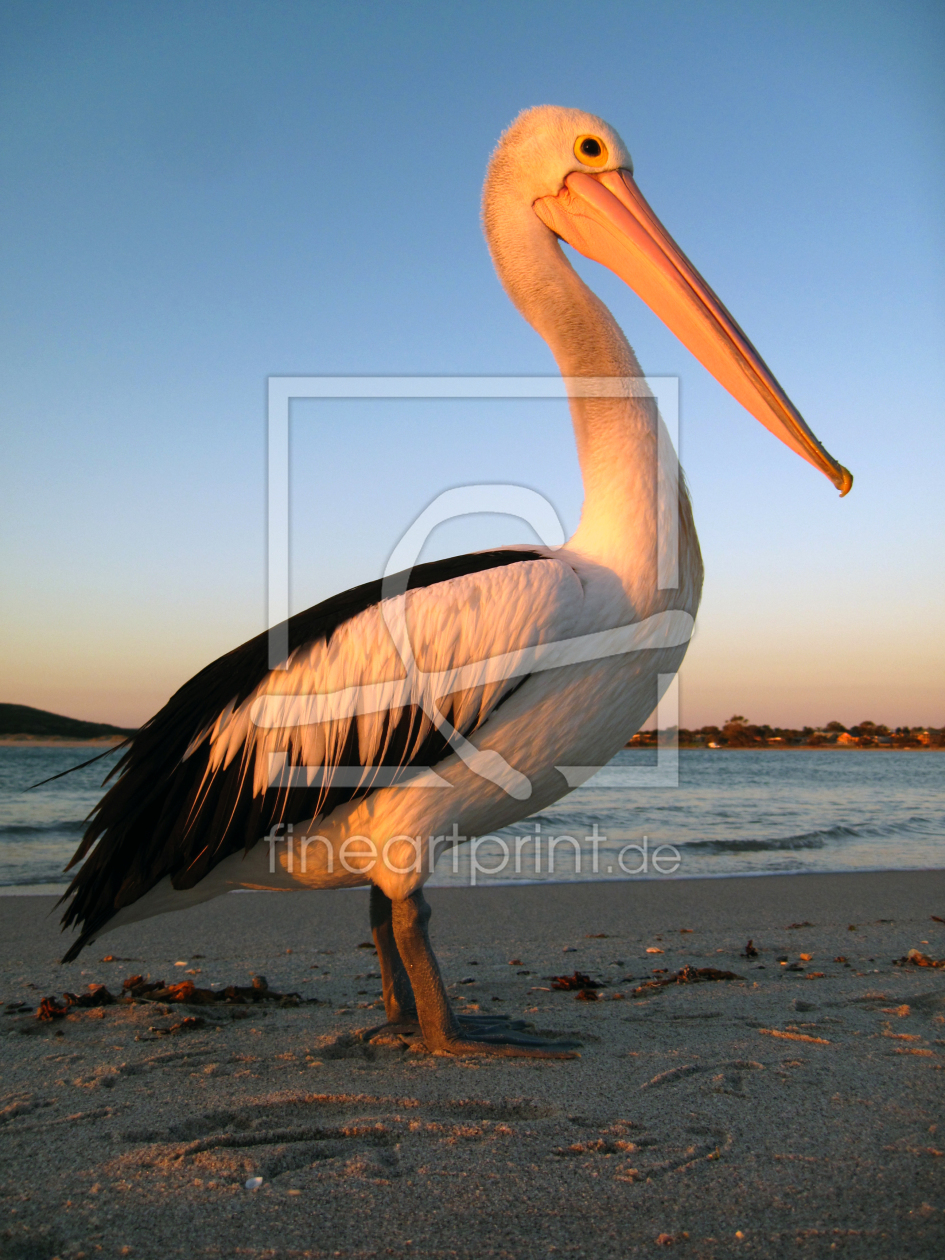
[629,964,742,997]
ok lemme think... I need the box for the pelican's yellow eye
[574,135,609,167]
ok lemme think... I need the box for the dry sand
[1,871,944,1259]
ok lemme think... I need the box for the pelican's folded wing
[60,549,583,956]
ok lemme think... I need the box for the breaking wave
[0,819,86,840]
[682,823,874,854]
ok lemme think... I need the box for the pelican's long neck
[483,188,696,611]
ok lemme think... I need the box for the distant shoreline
[0,736,940,752]
[0,736,127,748]
[0,703,136,742]
[670,743,943,752]
[4,705,939,752]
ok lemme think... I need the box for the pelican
[60,107,850,1056]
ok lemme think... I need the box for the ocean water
[1,745,942,894]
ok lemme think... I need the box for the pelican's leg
[370,884,417,1024]
[363,886,535,1048]
[391,889,579,1058]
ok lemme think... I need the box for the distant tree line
[627,716,944,749]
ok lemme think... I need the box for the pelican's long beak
[534,169,852,495]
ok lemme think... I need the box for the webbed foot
[435,1030,581,1058]
[361,1011,579,1057]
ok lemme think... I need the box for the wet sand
[1,870,944,1259]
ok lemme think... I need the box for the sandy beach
[1,871,944,1259]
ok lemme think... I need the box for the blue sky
[1,0,943,729]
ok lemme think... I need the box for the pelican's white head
[484,105,633,205]
[483,105,852,496]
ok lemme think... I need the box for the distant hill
[0,703,136,739]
